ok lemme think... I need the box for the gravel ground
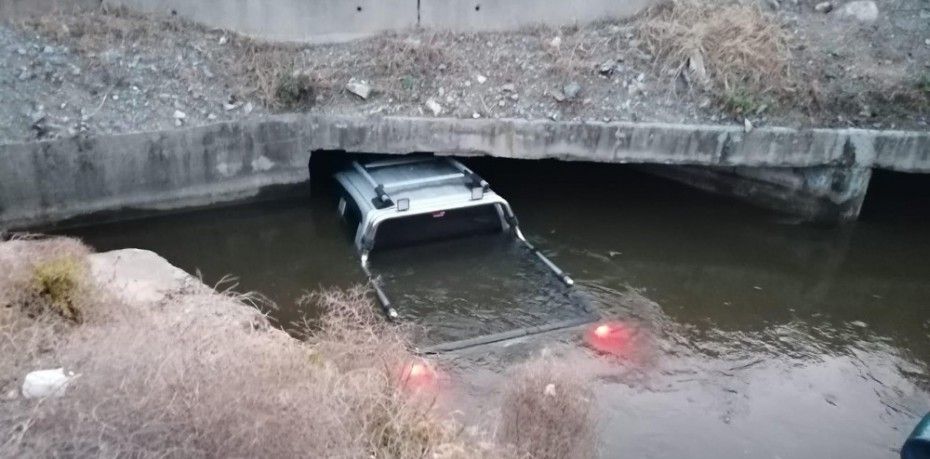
[0,1,927,144]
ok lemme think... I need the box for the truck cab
[333,156,574,322]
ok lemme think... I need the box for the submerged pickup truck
[333,156,592,352]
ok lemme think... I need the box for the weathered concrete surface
[104,0,418,43]
[101,0,654,43]
[0,114,927,228]
[289,116,930,171]
[642,165,873,223]
[0,0,100,17]
[419,0,653,31]
[0,121,308,230]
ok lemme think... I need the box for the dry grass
[0,235,96,323]
[1,237,601,458]
[370,34,455,79]
[23,6,185,54]
[638,0,794,109]
[498,359,598,459]
[233,42,333,109]
[0,239,497,458]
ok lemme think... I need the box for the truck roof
[334,156,506,218]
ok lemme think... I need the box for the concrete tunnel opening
[307,151,780,221]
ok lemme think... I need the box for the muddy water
[63,160,930,458]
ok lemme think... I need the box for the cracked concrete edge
[0,115,927,228]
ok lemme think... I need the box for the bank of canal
[60,159,930,458]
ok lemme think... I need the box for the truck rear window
[373,204,503,250]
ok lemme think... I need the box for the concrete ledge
[291,115,929,170]
[0,121,308,229]
[1,114,927,228]
[642,165,873,223]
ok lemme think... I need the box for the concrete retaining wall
[101,0,653,43]
[642,165,874,223]
[0,121,308,229]
[1,114,927,228]
[1,0,101,17]
[419,0,653,32]
[105,0,418,43]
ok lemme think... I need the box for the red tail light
[585,321,632,355]
[399,359,438,391]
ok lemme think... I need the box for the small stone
[510,93,519,101]
[563,81,582,99]
[425,98,443,116]
[925,39,930,46]
[501,83,516,92]
[345,79,372,100]
[744,118,753,132]
[598,60,615,75]
[544,383,557,397]
[218,35,228,45]
[112,94,119,101]
[548,36,562,49]
[207,113,217,121]
[498,99,506,107]
[552,91,566,103]
[837,0,878,23]
[814,1,833,12]
[475,74,487,84]
[173,110,187,120]
[472,112,481,119]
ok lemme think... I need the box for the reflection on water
[61,160,930,459]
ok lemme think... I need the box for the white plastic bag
[22,368,71,399]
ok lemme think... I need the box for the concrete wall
[419,0,654,31]
[0,0,101,17]
[105,0,418,43]
[1,114,928,228]
[642,165,874,223]
[102,0,653,43]
[0,120,308,229]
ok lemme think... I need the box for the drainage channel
[56,157,930,459]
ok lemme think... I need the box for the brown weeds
[0,236,95,323]
[0,243,494,458]
[639,0,794,104]
[23,6,184,54]
[499,359,598,459]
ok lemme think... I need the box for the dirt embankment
[0,236,596,458]
[1,0,927,144]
